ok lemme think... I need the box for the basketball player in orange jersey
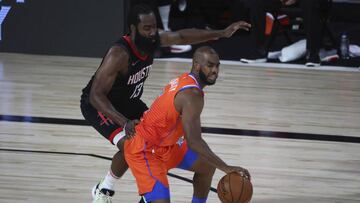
[80,4,251,203]
[124,46,251,203]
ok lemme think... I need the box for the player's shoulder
[106,45,129,62]
[177,86,203,101]
[187,87,203,97]
[108,44,128,56]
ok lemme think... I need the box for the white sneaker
[92,181,114,203]
[170,44,192,53]
[267,51,281,59]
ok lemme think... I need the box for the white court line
[156,58,360,73]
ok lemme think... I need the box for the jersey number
[130,82,144,99]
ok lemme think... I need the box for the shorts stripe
[109,127,124,144]
[143,143,156,180]
[143,181,170,202]
[97,111,114,126]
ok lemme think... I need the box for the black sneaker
[305,52,321,67]
[138,196,146,203]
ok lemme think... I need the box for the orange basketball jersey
[135,73,203,146]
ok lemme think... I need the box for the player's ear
[193,60,201,71]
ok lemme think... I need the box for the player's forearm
[188,138,229,172]
[176,28,224,45]
[89,94,128,127]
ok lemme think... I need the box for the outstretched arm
[175,88,250,178]
[160,21,251,46]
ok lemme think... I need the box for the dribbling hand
[224,165,251,180]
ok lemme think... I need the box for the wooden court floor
[0,53,359,203]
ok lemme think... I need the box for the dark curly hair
[127,4,154,29]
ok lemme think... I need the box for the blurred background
[0,0,359,67]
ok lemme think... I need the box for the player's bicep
[176,89,204,143]
[92,46,129,95]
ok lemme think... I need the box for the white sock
[158,5,171,31]
[99,170,119,190]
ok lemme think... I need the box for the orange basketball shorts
[124,135,197,195]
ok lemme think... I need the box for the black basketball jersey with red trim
[81,36,154,107]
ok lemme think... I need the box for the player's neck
[189,72,206,89]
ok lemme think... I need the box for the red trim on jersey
[123,36,148,61]
[109,127,124,144]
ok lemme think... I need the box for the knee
[200,164,215,177]
[113,150,125,160]
[208,165,216,176]
[116,138,125,151]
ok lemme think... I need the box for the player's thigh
[81,101,122,144]
[188,157,215,175]
[125,136,170,195]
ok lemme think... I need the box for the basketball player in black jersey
[80,4,250,203]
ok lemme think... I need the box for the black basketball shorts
[80,99,148,145]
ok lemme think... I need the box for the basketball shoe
[92,180,115,203]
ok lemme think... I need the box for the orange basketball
[217,172,253,203]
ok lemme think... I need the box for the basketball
[217,172,253,203]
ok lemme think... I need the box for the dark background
[0,0,359,67]
[0,0,127,57]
